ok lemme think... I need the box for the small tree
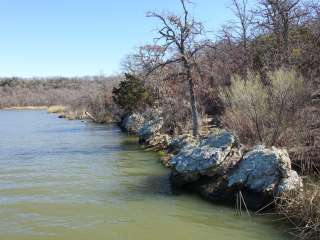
[146,0,206,137]
[112,73,153,114]
[230,0,254,76]
[253,0,307,66]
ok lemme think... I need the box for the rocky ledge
[121,111,303,210]
[169,133,302,210]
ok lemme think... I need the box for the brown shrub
[220,110,257,145]
[220,68,310,146]
[276,181,320,240]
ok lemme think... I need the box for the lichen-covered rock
[227,145,302,196]
[138,117,164,143]
[277,170,303,195]
[144,133,171,150]
[169,140,303,209]
[167,134,197,154]
[121,113,145,134]
[170,131,242,184]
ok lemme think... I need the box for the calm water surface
[0,110,289,240]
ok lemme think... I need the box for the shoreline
[0,108,304,237]
[1,106,48,110]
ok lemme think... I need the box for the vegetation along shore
[1,0,320,239]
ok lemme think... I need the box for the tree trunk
[186,66,200,137]
[282,25,289,67]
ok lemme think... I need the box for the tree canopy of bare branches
[146,0,208,136]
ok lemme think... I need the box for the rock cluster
[168,135,302,210]
[121,111,303,210]
[168,133,302,209]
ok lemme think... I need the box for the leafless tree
[229,0,254,76]
[254,0,307,66]
[146,0,207,136]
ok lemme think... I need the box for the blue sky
[0,0,250,77]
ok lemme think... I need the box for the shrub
[267,68,308,145]
[220,72,268,144]
[112,73,154,115]
[48,105,66,114]
[220,68,309,146]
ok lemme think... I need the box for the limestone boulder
[138,117,164,143]
[170,131,242,184]
[167,134,197,154]
[121,113,145,134]
[227,145,302,196]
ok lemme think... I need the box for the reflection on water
[0,110,289,240]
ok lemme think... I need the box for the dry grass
[276,180,320,240]
[3,106,48,110]
[47,105,67,114]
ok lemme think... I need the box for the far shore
[1,106,48,110]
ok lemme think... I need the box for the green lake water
[0,110,289,240]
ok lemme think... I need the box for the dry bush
[68,81,120,123]
[267,68,309,145]
[47,105,66,114]
[276,181,320,240]
[221,110,257,145]
[283,99,320,175]
[220,72,269,144]
[220,68,309,146]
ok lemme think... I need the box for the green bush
[112,73,153,114]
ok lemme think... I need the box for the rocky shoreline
[120,108,303,211]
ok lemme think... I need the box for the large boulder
[227,145,302,196]
[121,113,145,134]
[121,108,164,143]
[144,133,171,151]
[170,131,242,185]
[138,117,164,143]
[167,134,197,154]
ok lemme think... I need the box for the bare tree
[254,0,307,66]
[230,0,254,76]
[146,0,206,136]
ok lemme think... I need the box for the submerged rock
[170,131,242,184]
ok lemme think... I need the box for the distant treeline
[0,76,121,109]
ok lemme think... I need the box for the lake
[0,110,289,240]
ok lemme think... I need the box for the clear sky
[0,0,248,77]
